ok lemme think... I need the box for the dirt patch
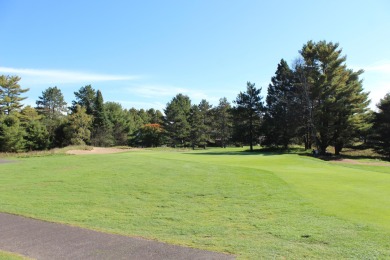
[330,158,390,166]
[0,159,14,164]
[66,147,135,155]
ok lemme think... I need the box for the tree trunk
[334,142,343,155]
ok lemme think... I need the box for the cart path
[0,213,235,260]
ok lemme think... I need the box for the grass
[0,251,30,260]
[0,147,389,258]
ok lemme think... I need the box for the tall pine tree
[91,90,113,147]
[0,75,29,115]
[233,82,264,151]
[298,41,370,154]
[164,94,191,147]
[263,59,298,149]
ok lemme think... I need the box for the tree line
[0,40,389,157]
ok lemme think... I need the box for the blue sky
[1,0,389,111]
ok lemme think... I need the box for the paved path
[0,213,235,260]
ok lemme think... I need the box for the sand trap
[330,158,390,166]
[66,147,134,155]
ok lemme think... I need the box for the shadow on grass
[190,147,308,156]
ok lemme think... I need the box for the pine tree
[233,82,264,151]
[164,94,191,147]
[71,85,96,114]
[263,59,298,149]
[20,106,49,151]
[298,41,370,155]
[64,105,93,145]
[0,114,26,152]
[36,86,67,119]
[0,75,29,115]
[372,93,390,158]
[91,90,113,146]
[212,97,233,148]
[36,86,68,147]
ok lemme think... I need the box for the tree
[147,108,164,124]
[372,93,390,158]
[0,75,29,115]
[136,123,164,147]
[0,114,25,152]
[298,41,370,155]
[91,90,113,146]
[233,82,264,151]
[70,84,96,114]
[35,86,68,147]
[164,94,191,147]
[105,102,131,146]
[189,104,204,148]
[64,105,93,145]
[212,97,233,148]
[20,106,49,150]
[263,59,299,149]
[36,86,67,119]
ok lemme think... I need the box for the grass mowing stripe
[0,150,389,258]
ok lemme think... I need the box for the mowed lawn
[0,148,389,259]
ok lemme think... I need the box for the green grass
[0,251,30,260]
[0,148,389,259]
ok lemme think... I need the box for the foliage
[63,105,93,145]
[135,123,165,147]
[233,82,264,151]
[0,114,25,152]
[164,93,191,147]
[372,93,390,158]
[189,100,212,148]
[212,97,233,147]
[297,41,370,155]
[0,75,29,115]
[263,59,299,148]
[70,84,96,114]
[105,102,131,146]
[20,106,50,151]
[36,86,68,119]
[91,90,114,147]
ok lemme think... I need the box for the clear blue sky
[1,0,389,111]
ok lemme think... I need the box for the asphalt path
[0,213,235,260]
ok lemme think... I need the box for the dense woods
[0,41,388,157]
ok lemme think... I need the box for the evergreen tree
[233,82,264,151]
[105,102,131,146]
[212,97,233,148]
[164,94,191,147]
[0,75,29,115]
[263,59,298,148]
[372,93,390,158]
[189,104,204,149]
[147,108,164,124]
[36,86,68,119]
[71,85,96,114]
[0,114,25,152]
[35,86,67,147]
[20,106,49,150]
[64,105,93,145]
[91,90,113,146]
[298,41,370,154]
[198,99,212,146]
